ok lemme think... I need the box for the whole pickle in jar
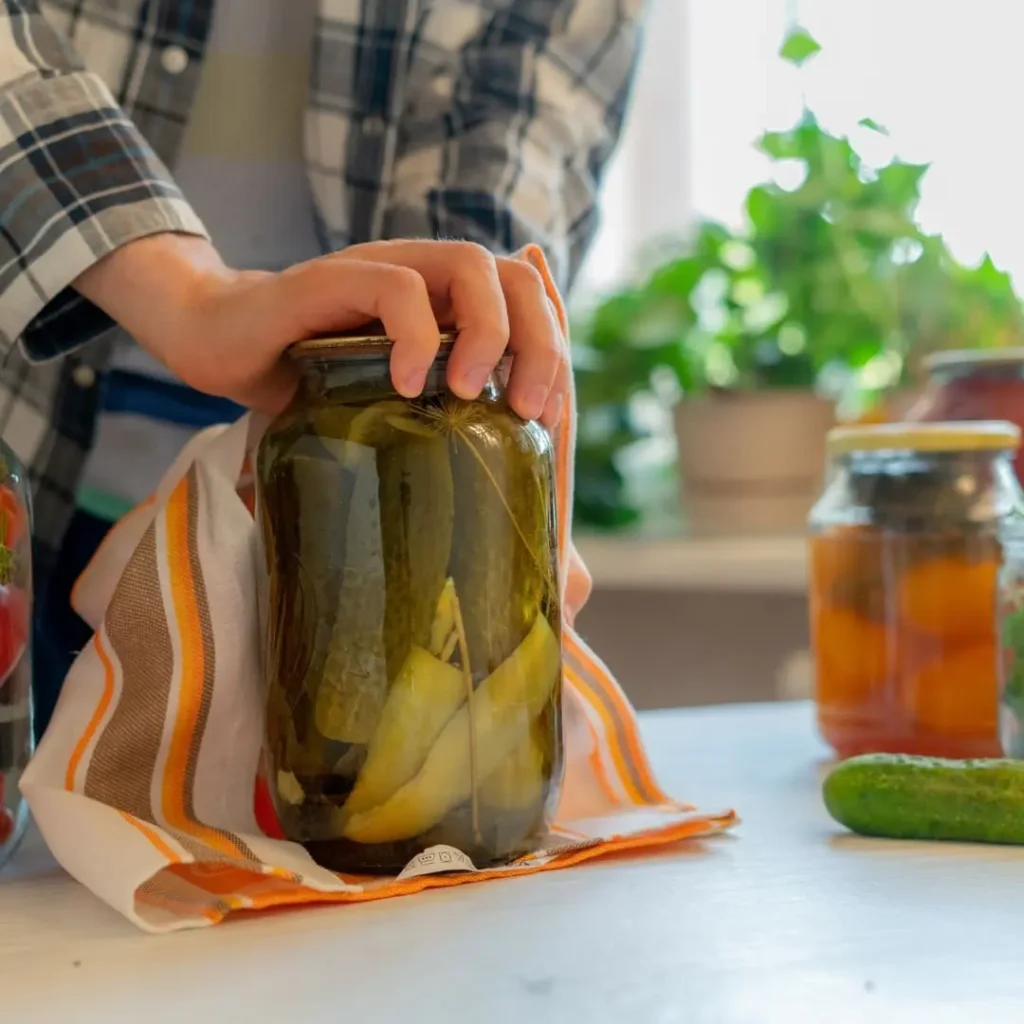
[260,446,341,774]
[375,413,454,681]
[447,405,556,678]
[309,437,391,746]
[299,405,455,746]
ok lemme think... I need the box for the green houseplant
[573,28,1024,532]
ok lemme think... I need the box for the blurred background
[569,0,1024,709]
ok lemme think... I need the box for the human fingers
[336,240,509,399]
[275,256,440,396]
[494,257,564,421]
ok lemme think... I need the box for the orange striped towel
[21,246,737,933]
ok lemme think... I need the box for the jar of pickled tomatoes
[808,421,1024,760]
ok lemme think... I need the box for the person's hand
[78,233,591,618]
[74,235,569,427]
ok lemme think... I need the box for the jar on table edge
[904,348,1024,485]
[255,329,564,873]
[807,421,1024,761]
[0,440,33,870]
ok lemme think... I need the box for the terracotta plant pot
[674,390,836,537]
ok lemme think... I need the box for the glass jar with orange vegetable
[808,421,1024,760]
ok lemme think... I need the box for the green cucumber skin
[823,754,1024,845]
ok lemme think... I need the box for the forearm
[73,234,229,349]
[0,1,207,360]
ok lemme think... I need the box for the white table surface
[3,701,1024,1024]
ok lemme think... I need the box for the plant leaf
[779,28,821,67]
[858,117,889,135]
[759,130,798,160]
[874,160,929,208]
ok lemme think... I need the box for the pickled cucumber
[343,614,561,843]
[343,646,466,816]
[823,753,1024,844]
[480,718,549,812]
[377,432,454,677]
[313,441,389,744]
[261,448,357,766]
[448,412,553,678]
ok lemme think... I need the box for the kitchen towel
[21,246,737,933]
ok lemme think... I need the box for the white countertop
[576,534,807,593]
[3,701,1024,1023]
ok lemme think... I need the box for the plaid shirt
[0,0,642,579]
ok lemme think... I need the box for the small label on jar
[396,845,478,880]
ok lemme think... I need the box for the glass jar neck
[931,361,1024,385]
[818,447,1023,528]
[297,350,505,405]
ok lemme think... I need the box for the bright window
[579,0,1024,297]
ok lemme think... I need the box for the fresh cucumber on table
[823,753,1024,845]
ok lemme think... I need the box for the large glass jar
[256,331,563,873]
[0,441,32,870]
[904,349,1024,484]
[808,422,1024,760]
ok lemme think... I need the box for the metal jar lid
[827,420,1021,455]
[289,324,459,360]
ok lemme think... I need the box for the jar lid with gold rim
[289,323,459,360]
[827,420,1021,455]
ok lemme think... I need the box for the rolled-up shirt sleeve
[0,1,207,361]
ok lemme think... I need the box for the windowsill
[575,533,808,593]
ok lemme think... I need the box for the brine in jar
[808,422,1024,760]
[256,330,563,873]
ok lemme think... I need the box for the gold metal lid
[923,348,1024,372]
[290,324,459,359]
[827,420,1021,454]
